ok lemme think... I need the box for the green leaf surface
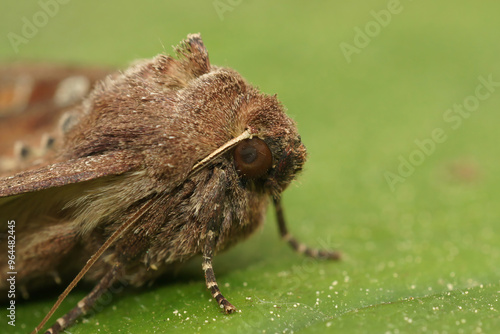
[1,1,500,333]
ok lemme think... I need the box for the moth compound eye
[233,138,272,178]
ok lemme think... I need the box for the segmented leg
[203,229,236,313]
[45,263,121,334]
[273,197,340,260]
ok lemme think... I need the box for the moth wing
[0,64,111,156]
[0,151,140,197]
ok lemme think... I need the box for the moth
[0,34,340,333]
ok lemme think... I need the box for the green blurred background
[1,1,499,333]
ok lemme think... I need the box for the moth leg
[46,263,122,334]
[273,197,341,260]
[203,228,237,314]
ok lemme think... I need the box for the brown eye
[233,138,273,178]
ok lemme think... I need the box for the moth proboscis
[0,33,340,334]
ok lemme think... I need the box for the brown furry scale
[0,34,338,333]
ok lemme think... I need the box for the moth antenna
[44,263,122,334]
[273,197,341,260]
[32,198,157,334]
[189,130,252,176]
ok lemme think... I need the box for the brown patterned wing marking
[0,64,112,156]
[0,64,112,115]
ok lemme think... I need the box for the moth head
[234,93,307,197]
[181,62,307,197]
[189,89,307,198]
